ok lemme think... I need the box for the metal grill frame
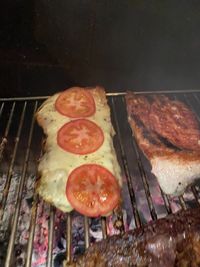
[0,89,200,267]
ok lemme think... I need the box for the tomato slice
[55,87,95,118]
[57,119,104,154]
[66,164,120,217]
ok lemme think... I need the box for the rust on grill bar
[47,206,55,267]
[0,90,200,267]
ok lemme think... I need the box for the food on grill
[36,86,121,216]
[55,87,96,117]
[67,207,200,267]
[126,92,200,196]
[66,164,120,217]
[150,95,200,151]
[57,119,104,154]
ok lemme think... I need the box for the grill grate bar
[47,206,55,267]
[110,96,141,228]
[25,145,44,266]
[101,217,107,239]
[0,102,27,221]
[182,93,200,122]
[0,89,199,102]
[194,93,200,106]
[191,186,200,205]
[0,102,4,118]
[178,196,187,210]
[5,101,38,267]
[84,216,89,249]
[172,94,198,210]
[25,144,45,267]
[25,195,39,267]
[181,93,200,206]
[131,139,158,221]
[160,191,172,214]
[66,213,72,264]
[114,209,125,233]
[0,91,199,266]
[0,102,15,162]
[2,102,15,138]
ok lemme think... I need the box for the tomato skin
[57,119,104,155]
[66,164,120,217]
[55,87,96,118]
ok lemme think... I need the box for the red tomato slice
[57,119,104,154]
[66,164,120,217]
[55,87,95,118]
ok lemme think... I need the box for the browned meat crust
[150,95,200,151]
[125,92,200,161]
[67,208,200,267]
[126,93,200,152]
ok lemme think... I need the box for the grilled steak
[66,208,200,267]
[126,92,200,195]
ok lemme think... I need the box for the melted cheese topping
[36,88,122,212]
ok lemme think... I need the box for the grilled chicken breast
[126,92,200,196]
[36,86,122,213]
[66,208,200,267]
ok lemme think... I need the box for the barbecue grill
[0,89,200,267]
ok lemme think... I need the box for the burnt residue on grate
[0,90,200,267]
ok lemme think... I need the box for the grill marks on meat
[128,95,151,129]
[150,95,200,151]
[131,113,182,154]
[125,93,194,158]
[66,208,200,267]
[126,92,200,196]
[127,93,200,152]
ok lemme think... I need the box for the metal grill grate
[0,90,200,267]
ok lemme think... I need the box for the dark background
[1,0,200,97]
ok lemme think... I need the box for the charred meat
[67,208,200,267]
